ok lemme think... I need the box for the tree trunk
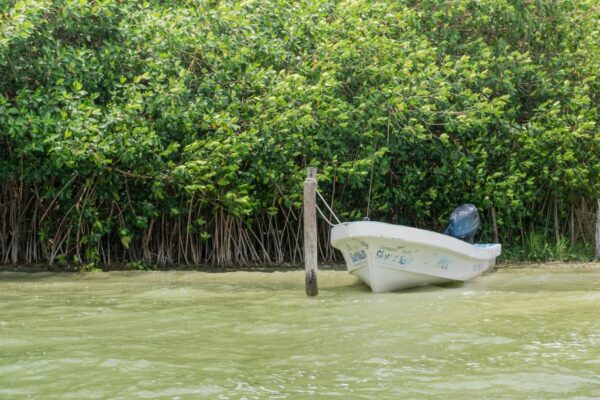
[491,205,499,243]
[596,199,600,260]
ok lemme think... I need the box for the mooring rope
[315,189,350,235]
[365,156,375,220]
[316,189,343,225]
[316,204,338,227]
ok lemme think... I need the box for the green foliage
[0,0,598,265]
[501,233,595,263]
[125,260,154,271]
[78,263,102,273]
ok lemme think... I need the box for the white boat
[330,221,501,292]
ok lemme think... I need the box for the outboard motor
[443,204,480,243]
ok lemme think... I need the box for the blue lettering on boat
[435,257,449,270]
[376,250,394,260]
[350,250,367,263]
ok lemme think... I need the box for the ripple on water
[0,338,31,347]
[134,386,224,399]
[428,332,514,345]
[433,372,600,393]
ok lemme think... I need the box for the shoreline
[1,261,600,273]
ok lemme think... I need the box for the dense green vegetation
[1,0,598,267]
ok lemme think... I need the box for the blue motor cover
[443,203,480,243]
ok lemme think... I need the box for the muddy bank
[0,263,346,273]
[1,261,599,273]
[498,261,600,270]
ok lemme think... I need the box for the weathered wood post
[596,199,600,259]
[304,167,318,296]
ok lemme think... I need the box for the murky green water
[1,268,599,399]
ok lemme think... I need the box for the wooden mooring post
[304,167,318,296]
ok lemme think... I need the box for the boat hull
[331,221,501,293]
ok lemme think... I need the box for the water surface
[1,268,599,399]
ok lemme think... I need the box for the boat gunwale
[331,221,501,261]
